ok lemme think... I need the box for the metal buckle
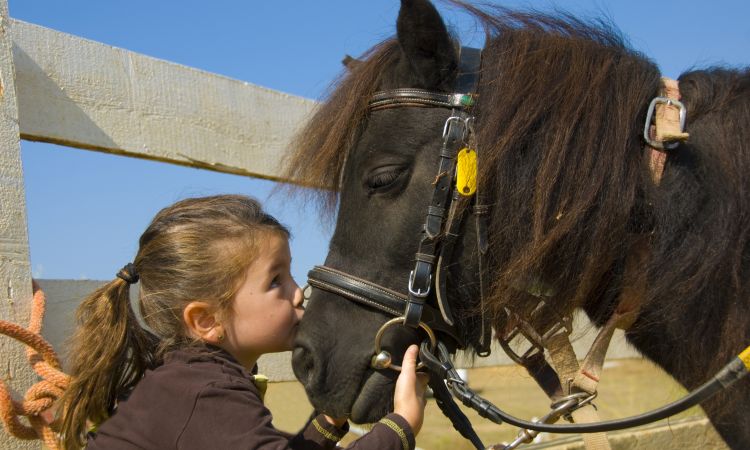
[408,269,432,298]
[498,303,573,366]
[643,96,687,150]
[541,313,573,345]
[499,317,545,366]
[442,115,464,140]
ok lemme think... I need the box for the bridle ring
[372,317,437,371]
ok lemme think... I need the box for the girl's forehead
[251,234,291,267]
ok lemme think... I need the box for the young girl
[58,195,428,450]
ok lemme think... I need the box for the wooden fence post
[0,0,36,448]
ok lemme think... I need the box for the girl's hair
[58,194,289,449]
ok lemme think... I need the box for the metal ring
[373,317,437,371]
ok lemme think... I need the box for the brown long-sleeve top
[86,346,415,450]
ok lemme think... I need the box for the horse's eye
[364,165,408,193]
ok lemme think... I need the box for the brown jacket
[86,346,415,450]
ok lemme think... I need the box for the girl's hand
[393,344,429,435]
[323,415,348,428]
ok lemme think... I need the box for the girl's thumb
[402,344,419,371]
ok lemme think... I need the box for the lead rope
[0,281,68,449]
[428,377,486,449]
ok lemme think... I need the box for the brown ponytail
[58,277,157,449]
[57,195,288,449]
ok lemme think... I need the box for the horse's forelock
[282,40,402,218]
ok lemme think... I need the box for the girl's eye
[270,276,281,289]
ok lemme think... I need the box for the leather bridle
[307,46,490,360]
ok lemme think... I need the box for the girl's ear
[183,301,224,344]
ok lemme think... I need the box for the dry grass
[265,358,709,449]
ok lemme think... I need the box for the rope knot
[1,282,69,449]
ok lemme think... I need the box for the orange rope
[0,281,69,449]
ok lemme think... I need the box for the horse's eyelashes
[369,171,399,187]
[364,165,409,195]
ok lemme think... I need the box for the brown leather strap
[544,333,612,450]
[647,77,689,185]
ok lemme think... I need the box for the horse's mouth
[349,368,396,423]
[293,344,396,423]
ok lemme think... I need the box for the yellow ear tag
[456,148,477,196]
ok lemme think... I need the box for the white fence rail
[13,19,317,182]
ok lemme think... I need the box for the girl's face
[221,233,304,369]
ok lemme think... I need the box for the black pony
[286,0,750,447]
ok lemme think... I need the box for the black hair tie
[116,263,140,284]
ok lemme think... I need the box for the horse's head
[290,0,484,422]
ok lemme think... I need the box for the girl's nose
[292,281,304,308]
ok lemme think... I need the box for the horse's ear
[342,54,363,72]
[396,0,457,90]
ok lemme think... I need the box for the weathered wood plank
[0,6,37,450]
[12,19,317,183]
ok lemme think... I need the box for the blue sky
[12,1,749,283]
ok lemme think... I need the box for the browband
[369,89,475,111]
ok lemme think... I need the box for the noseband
[307,46,490,371]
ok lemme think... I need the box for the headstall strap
[402,46,485,341]
[364,46,486,342]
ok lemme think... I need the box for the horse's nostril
[292,346,316,386]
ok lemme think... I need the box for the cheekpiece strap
[454,47,482,93]
[403,46,482,331]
